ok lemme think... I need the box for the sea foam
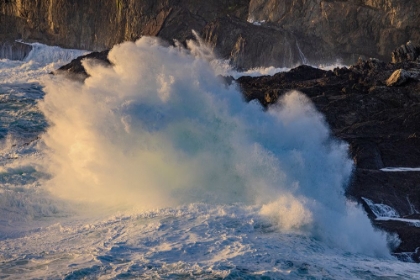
[38,36,392,257]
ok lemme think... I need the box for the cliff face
[248,0,420,63]
[0,0,248,50]
[1,0,420,68]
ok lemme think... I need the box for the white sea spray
[36,37,392,257]
[2,38,420,279]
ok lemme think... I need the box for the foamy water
[381,167,420,172]
[0,40,419,279]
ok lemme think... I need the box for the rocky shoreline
[57,41,420,262]
[237,42,420,261]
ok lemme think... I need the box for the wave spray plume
[39,36,393,257]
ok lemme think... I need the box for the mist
[38,36,392,257]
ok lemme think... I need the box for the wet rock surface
[238,58,420,169]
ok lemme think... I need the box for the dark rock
[237,50,420,258]
[202,16,305,69]
[391,41,420,63]
[374,220,420,254]
[55,50,110,79]
[352,170,420,218]
[348,141,384,170]
[238,59,420,163]
[0,41,32,60]
[248,0,420,64]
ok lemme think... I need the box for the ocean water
[0,39,419,279]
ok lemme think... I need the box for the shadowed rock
[0,41,32,60]
[392,41,420,63]
[55,50,110,79]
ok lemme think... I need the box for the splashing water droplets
[38,37,392,257]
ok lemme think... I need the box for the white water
[0,43,87,84]
[376,217,420,227]
[362,197,420,227]
[381,167,420,172]
[0,40,420,279]
[362,198,400,219]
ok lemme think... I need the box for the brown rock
[3,0,420,68]
[386,69,420,87]
[391,41,420,63]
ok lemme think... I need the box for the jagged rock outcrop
[237,49,420,260]
[2,0,420,68]
[56,50,110,77]
[391,41,420,63]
